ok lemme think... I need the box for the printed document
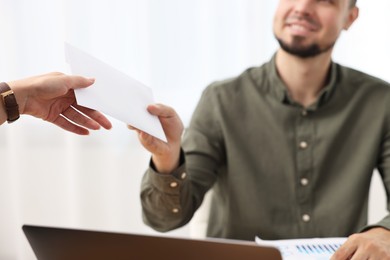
[255,236,346,260]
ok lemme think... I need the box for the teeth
[290,24,309,32]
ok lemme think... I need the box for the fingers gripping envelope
[65,43,167,142]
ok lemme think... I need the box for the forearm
[151,143,181,174]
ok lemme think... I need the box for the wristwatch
[0,82,20,123]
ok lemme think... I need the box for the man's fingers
[138,131,165,152]
[349,249,369,260]
[128,127,166,154]
[127,125,137,131]
[348,246,371,260]
[147,104,176,118]
[331,238,357,260]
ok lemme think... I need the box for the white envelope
[65,43,167,142]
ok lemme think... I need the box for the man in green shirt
[131,0,390,258]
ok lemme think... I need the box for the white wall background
[0,0,389,259]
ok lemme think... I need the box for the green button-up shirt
[141,55,390,241]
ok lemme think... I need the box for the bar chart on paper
[255,236,347,260]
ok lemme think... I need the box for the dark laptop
[23,225,282,260]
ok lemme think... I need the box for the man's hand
[128,104,183,174]
[331,227,390,260]
[9,72,112,135]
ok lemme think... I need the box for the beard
[276,35,335,58]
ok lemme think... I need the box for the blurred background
[0,0,389,259]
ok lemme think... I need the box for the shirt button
[299,141,308,149]
[300,178,309,186]
[172,208,179,214]
[170,182,178,188]
[301,110,308,116]
[181,172,187,179]
[302,214,311,222]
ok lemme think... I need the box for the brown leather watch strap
[0,82,20,123]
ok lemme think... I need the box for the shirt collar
[261,54,338,110]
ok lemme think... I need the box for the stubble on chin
[275,35,334,59]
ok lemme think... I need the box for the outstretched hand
[128,104,183,174]
[9,72,112,135]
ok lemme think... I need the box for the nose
[293,0,314,16]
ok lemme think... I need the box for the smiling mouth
[285,16,320,32]
[288,23,316,33]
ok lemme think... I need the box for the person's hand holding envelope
[128,103,184,174]
[66,43,185,173]
[65,43,168,142]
